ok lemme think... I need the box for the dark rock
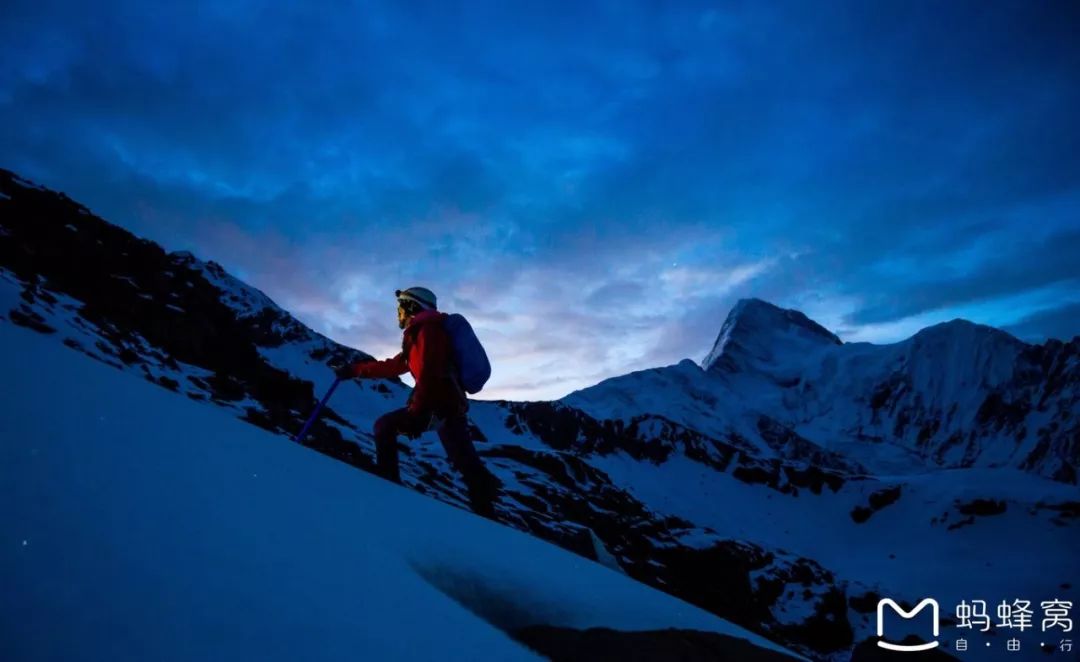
[955,499,1006,517]
[8,307,56,334]
[849,591,882,614]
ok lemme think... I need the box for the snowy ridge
[167,248,354,362]
[169,250,280,319]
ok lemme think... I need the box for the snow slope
[0,320,802,661]
[591,449,1078,621]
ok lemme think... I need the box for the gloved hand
[333,363,357,380]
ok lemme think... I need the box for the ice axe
[293,377,342,444]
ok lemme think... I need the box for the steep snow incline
[0,320,802,661]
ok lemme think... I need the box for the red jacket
[350,309,467,418]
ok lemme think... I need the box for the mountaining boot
[465,470,502,518]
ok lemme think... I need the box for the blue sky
[2,1,1078,399]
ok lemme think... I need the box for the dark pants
[372,408,500,510]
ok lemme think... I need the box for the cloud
[842,227,1080,327]
[2,0,1078,398]
[584,280,646,310]
[1004,302,1080,343]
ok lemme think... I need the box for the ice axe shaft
[293,378,342,444]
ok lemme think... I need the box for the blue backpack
[444,313,491,394]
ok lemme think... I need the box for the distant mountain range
[567,295,1078,484]
[3,168,1076,661]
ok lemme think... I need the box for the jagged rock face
[3,169,1077,662]
[856,324,1079,483]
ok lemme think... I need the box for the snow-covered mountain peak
[910,317,1020,349]
[912,317,982,338]
[702,298,842,374]
[899,317,1027,393]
